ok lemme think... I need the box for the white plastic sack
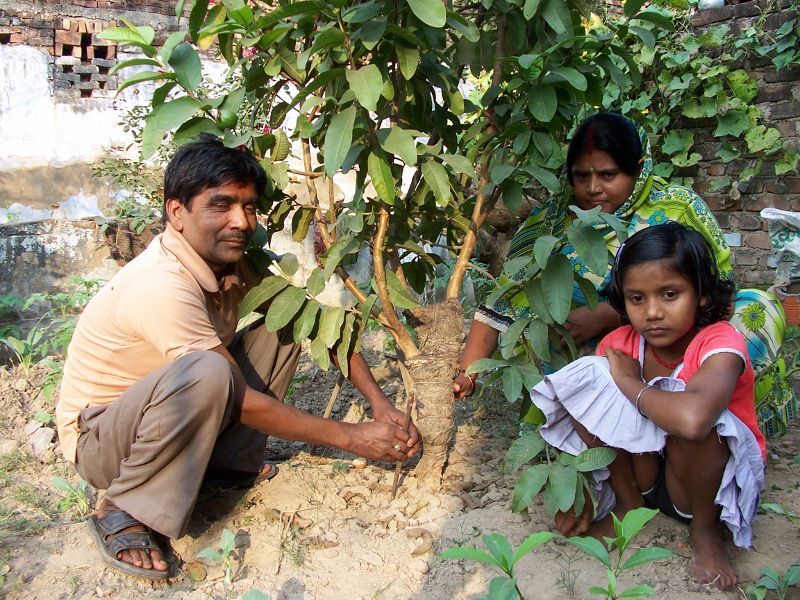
[760,208,800,287]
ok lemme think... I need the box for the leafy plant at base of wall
[52,477,92,517]
[439,530,557,599]
[503,429,617,524]
[0,293,24,340]
[566,508,674,599]
[602,0,800,186]
[0,326,47,374]
[197,528,239,585]
[745,562,800,600]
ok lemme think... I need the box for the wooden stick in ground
[322,372,345,419]
[391,389,416,500]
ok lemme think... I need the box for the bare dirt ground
[0,334,798,600]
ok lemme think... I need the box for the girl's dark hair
[566,112,642,185]
[163,133,267,216]
[605,222,735,327]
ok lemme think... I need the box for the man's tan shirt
[57,224,257,462]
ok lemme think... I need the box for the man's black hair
[163,133,267,215]
[566,112,642,185]
[605,222,735,327]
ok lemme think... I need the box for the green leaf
[159,31,186,63]
[396,45,420,80]
[439,546,500,567]
[523,0,541,19]
[223,0,253,26]
[575,275,599,311]
[439,153,476,178]
[504,432,546,474]
[324,106,357,176]
[573,447,616,472]
[568,225,608,276]
[549,67,587,91]
[99,24,155,46]
[168,43,202,91]
[624,0,647,18]
[140,115,165,161]
[361,294,379,325]
[306,268,327,297]
[309,26,345,55]
[528,85,557,123]
[502,366,524,403]
[727,69,758,103]
[310,336,331,370]
[336,314,355,377]
[542,254,573,324]
[622,547,675,571]
[525,319,550,361]
[630,25,655,49]
[153,96,202,130]
[188,0,209,41]
[379,127,417,166]
[714,111,749,137]
[422,160,451,207]
[513,532,555,566]
[541,0,570,34]
[533,236,558,271]
[520,163,559,193]
[220,528,236,552]
[524,280,553,324]
[483,533,514,572]
[265,286,306,331]
[110,57,162,74]
[255,1,326,29]
[745,126,781,153]
[491,164,516,185]
[512,464,549,512]
[619,507,659,542]
[318,306,345,348]
[632,8,674,30]
[368,151,397,204]
[385,270,420,309]
[358,16,387,50]
[486,576,519,600]
[407,0,446,27]
[500,318,530,359]
[465,357,510,375]
[346,65,383,111]
[777,150,800,176]
[618,585,656,598]
[196,548,223,563]
[566,536,611,568]
[322,238,358,281]
[293,299,320,342]
[548,464,577,512]
[115,70,174,95]
[240,591,272,600]
[238,277,289,318]
[291,206,315,242]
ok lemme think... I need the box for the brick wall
[35,1,178,17]
[689,0,800,287]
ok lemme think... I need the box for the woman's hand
[453,372,476,400]
[453,320,499,400]
[564,303,621,346]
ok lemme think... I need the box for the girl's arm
[605,348,743,441]
[454,320,500,399]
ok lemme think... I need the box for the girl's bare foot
[689,525,736,591]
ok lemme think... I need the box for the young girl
[530,222,765,591]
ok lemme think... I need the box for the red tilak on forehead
[585,125,596,154]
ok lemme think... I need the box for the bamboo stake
[391,360,416,499]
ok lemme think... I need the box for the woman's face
[570,150,639,214]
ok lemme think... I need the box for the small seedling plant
[566,507,674,599]
[504,429,617,523]
[746,563,800,600]
[439,531,557,599]
[197,528,239,585]
[52,477,92,517]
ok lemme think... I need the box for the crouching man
[56,134,419,579]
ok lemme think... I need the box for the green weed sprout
[566,507,674,599]
[240,590,271,600]
[760,502,800,527]
[197,528,239,585]
[52,477,92,517]
[1,326,47,373]
[746,562,800,600]
[440,531,556,599]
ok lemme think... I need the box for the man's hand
[604,347,641,389]
[563,303,621,347]
[347,421,420,462]
[372,403,421,456]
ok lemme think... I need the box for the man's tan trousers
[74,322,300,539]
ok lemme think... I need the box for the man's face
[167,181,259,274]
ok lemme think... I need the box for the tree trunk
[405,299,464,489]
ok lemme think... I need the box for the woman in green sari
[454,112,785,429]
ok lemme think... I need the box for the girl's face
[571,150,638,214]
[621,260,702,360]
